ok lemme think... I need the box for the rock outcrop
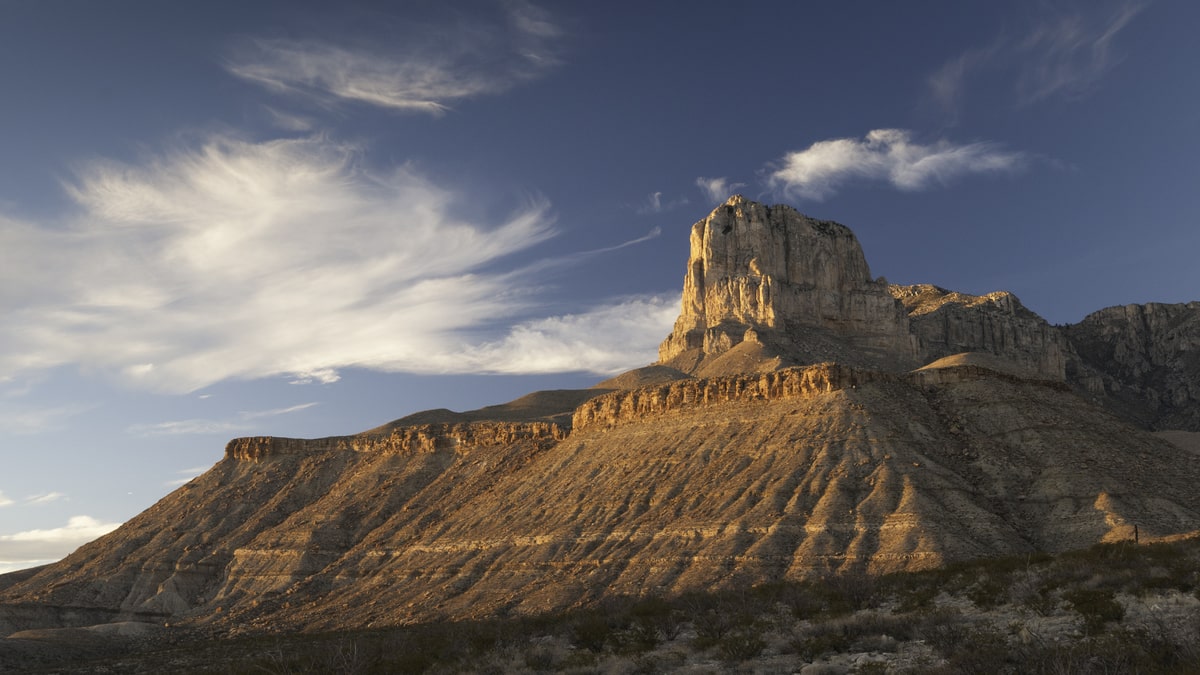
[657,196,917,374]
[656,197,1069,382]
[892,284,1068,381]
[1065,302,1200,430]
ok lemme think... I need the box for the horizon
[3,0,1199,573]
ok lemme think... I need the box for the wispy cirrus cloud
[0,491,67,507]
[1,134,566,394]
[129,403,319,437]
[227,1,562,114]
[767,129,1026,201]
[695,177,747,204]
[0,515,121,572]
[929,1,1148,116]
[1,130,672,394]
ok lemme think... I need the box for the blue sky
[1,1,1197,572]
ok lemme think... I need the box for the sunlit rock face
[658,196,916,374]
[657,196,1071,381]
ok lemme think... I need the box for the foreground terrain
[4,537,1198,673]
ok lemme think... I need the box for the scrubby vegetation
[10,537,1200,673]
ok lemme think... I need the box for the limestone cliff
[1065,302,1200,430]
[657,196,916,374]
[892,284,1068,381]
[656,197,1069,382]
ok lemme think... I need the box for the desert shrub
[856,661,891,674]
[717,627,767,663]
[844,611,919,643]
[790,630,850,660]
[568,610,618,653]
[915,609,972,657]
[966,573,1011,609]
[690,608,733,649]
[1063,588,1124,634]
[522,643,559,671]
[630,595,684,641]
[942,626,1010,675]
[612,619,661,654]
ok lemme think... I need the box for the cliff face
[893,284,1068,381]
[658,196,916,373]
[657,197,1069,382]
[225,421,566,461]
[1065,302,1200,430]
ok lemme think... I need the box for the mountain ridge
[3,195,1199,643]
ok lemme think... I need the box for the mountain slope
[3,196,1199,640]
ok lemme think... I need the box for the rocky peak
[658,196,916,373]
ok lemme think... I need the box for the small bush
[790,629,850,660]
[1063,588,1124,634]
[717,628,767,663]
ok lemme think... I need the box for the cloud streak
[767,129,1026,201]
[929,1,1147,115]
[129,402,320,437]
[227,2,562,114]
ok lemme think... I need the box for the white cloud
[1,134,560,393]
[127,419,250,437]
[239,402,319,420]
[0,559,57,574]
[695,177,747,204]
[165,465,212,487]
[0,491,13,508]
[227,2,561,114]
[25,492,66,505]
[130,402,318,437]
[0,515,122,569]
[636,191,688,215]
[767,129,1026,201]
[929,2,1147,114]
[446,294,680,375]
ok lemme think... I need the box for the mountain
[3,196,1199,642]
